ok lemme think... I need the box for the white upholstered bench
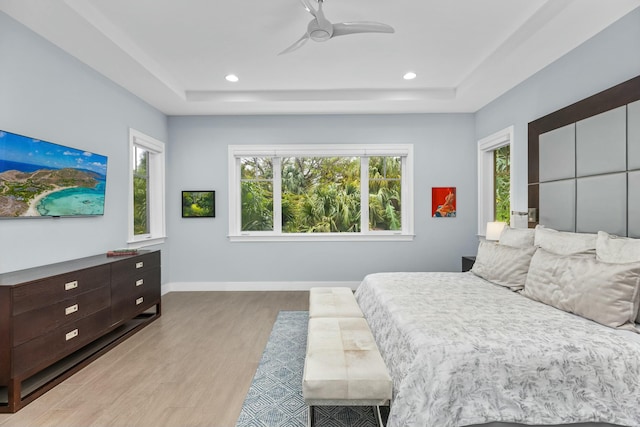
[309,287,364,318]
[304,288,392,427]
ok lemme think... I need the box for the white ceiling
[2,0,639,115]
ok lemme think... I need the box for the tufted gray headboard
[528,75,640,238]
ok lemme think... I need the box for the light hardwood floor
[0,291,309,427]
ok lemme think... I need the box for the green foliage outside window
[240,156,402,233]
[494,145,510,224]
[281,157,361,233]
[369,156,401,230]
[241,157,274,231]
[133,148,149,235]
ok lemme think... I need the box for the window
[128,129,166,247]
[494,145,511,223]
[133,146,150,235]
[229,145,414,241]
[477,126,513,235]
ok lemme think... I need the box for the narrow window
[369,156,401,231]
[494,145,511,224]
[477,126,514,235]
[133,146,150,235]
[241,157,274,232]
[128,129,166,247]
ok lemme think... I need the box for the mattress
[354,272,640,427]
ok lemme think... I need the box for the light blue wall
[167,114,479,284]
[0,12,168,274]
[4,6,638,284]
[475,8,640,214]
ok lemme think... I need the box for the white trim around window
[127,129,166,248]
[228,144,414,242]
[477,126,514,236]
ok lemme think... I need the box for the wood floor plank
[0,291,309,427]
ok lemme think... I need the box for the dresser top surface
[0,250,159,287]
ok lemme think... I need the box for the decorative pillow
[534,225,596,255]
[596,231,640,264]
[499,227,535,248]
[471,240,537,291]
[523,248,640,332]
[595,231,640,323]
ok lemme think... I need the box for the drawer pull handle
[136,262,144,269]
[65,281,78,291]
[136,279,144,287]
[65,304,79,315]
[65,329,79,341]
[136,297,144,305]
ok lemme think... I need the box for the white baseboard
[162,281,360,295]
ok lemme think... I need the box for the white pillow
[534,225,596,255]
[471,240,537,291]
[499,227,535,248]
[596,231,640,264]
[596,231,640,324]
[523,248,640,332]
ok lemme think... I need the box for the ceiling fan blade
[332,22,395,37]
[299,0,316,17]
[279,33,310,55]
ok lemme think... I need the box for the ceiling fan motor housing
[308,19,333,41]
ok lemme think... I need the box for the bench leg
[308,405,314,427]
[374,405,386,427]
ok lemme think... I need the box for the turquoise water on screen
[37,180,106,216]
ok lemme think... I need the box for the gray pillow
[471,240,537,291]
[595,231,640,323]
[534,225,596,255]
[523,248,640,332]
[499,227,535,248]
[596,231,640,263]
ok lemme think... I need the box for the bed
[352,76,640,427]
[354,227,640,427]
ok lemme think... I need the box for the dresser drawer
[12,286,111,347]
[111,267,160,299]
[110,252,160,281]
[111,276,161,325]
[12,308,111,378]
[12,265,110,316]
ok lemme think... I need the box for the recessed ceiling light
[225,74,239,83]
[403,72,417,80]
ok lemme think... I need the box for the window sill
[228,233,415,243]
[127,236,167,249]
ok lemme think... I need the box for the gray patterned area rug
[235,311,380,427]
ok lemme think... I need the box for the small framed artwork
[432,187,456,217]
[182,191,215,218]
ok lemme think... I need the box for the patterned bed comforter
[354,272,640,427]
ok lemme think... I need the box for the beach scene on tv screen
[0,130,108,217]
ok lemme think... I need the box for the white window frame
[228,144,414,242]
[127,129,166,248]
[477,126,514,235]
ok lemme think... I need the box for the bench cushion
[309,287,363,318]
[303,317,392,404]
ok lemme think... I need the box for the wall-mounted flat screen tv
[0,130,108,218]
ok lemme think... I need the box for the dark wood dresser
[0,250,161,413]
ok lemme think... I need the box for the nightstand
[461,256,476,272]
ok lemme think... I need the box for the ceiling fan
[279,0,395,55]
